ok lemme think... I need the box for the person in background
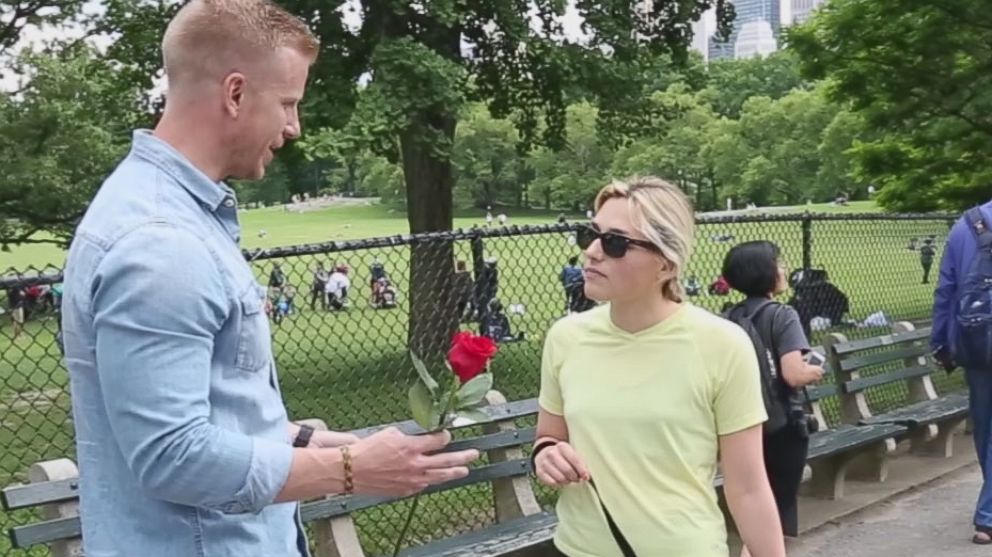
[311,263,329,310]
[722,241,825,555]
[7,286,26,339]
[325,264,351,310]
[533,177,785,557]
[559,256,583,313]
[269,263,286,289]
[931,201,992,545]
[920,237,936,284]
[369,258,386,302]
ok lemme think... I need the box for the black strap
[966,207,992,249]
[751,301,784,363]
[292,424,314,447]
[588,479,637,557]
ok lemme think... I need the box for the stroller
[370,277,398,309]
[480,299,525,343]
[787,267,850,336]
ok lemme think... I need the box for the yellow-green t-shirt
[539,303,766,557]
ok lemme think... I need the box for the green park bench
[2,325,969,556]
[825,323,970,459]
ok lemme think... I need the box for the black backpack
[725,300,790,434]
[955,207,992,369]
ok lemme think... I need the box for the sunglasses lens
[601,234,629,258]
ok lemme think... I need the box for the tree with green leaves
[708,86,859,207]
[703,50,805,119]
[611,84,722,209]
[529,102,614,212]
[452,103,528,210]
[0,1,86,57]
[788,0,992,212]
[0,43,145,252]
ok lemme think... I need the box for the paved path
[789,464,987,557]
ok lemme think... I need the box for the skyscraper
[708,0,781,61]
[791,0,826,24]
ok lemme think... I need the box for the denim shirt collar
[129,129,236,213]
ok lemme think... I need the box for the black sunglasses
[576,224,659,258]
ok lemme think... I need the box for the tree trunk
[402,118,460,359]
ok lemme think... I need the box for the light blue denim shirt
[61,130,307,556]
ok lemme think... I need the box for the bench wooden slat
[350,398,539,438]
[806,384,837,402]
[446,428,536,454]
[839,345,929,372]
[833,328,931,355]
[8,516,80,549]
[843,365,933,393]
[808,423,907,460]
[1,477,79,511]
[860,391,970,427]
[301,458,531,521]
[398,511,558,557]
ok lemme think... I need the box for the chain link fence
[0,213,964,555]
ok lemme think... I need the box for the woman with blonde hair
[533,177,786,557]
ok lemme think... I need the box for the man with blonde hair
[60,1,477,555]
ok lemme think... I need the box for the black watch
[293,424,315,448]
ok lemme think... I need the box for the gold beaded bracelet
[340,445,354,494]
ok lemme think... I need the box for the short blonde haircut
[595,176,695,302]
[162,0,319,87]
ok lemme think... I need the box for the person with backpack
[532,177,785,557]
[932,203,992,545]
[722,241,825,555]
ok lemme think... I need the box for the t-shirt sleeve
[713,324,768,435]
[773,306,811,356]
[538,323,565,416]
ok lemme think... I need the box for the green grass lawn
[0,199,963,556]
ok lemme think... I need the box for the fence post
[471,233,485,279]
[802,213,813,270]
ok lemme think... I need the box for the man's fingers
[555,444,590,480]
[414,430,453,452]
[422,449,480,469]
[423,466,470,484]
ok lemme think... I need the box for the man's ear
[223,72,246,118]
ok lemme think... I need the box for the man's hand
[311,430,360,448]
[349,428,479,497]
[798,364,825,387]
[534,442,590,488]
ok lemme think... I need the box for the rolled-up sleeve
[91,223,293,514]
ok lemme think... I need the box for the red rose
[447,331,498,383]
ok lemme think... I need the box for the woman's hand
[534,442,591,488]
